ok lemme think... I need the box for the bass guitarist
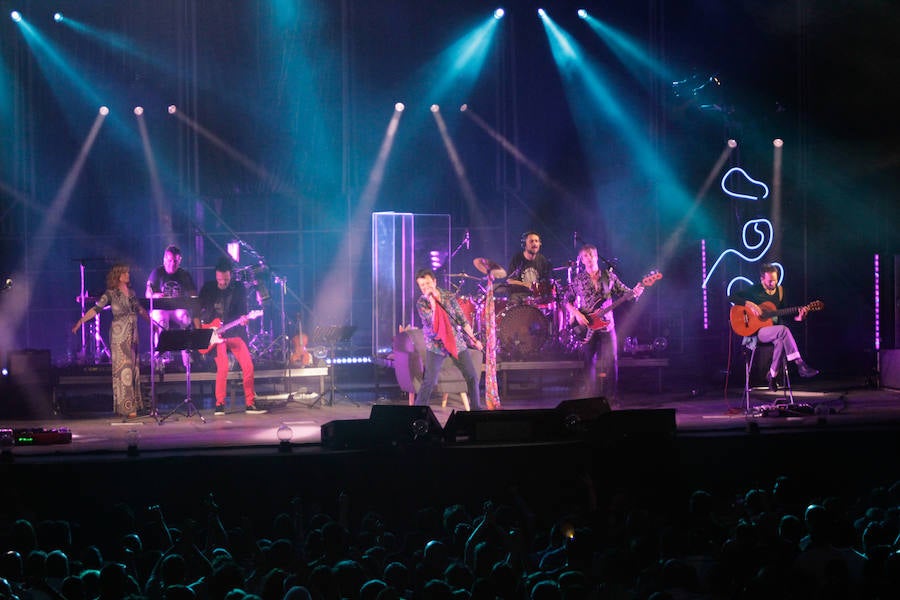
[728,263,818,390]
[564,244,644,402]
[195,257,266,415]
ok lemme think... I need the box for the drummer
[146,245,196,368]
[507,230,553,306]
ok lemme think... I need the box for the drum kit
[449,257,574,359]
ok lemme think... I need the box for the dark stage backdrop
[1,0,897,381]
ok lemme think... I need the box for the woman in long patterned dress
[72,264,150,418]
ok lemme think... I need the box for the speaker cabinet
[368,405,443,446]
[320,419,372,450]
[3,349,54,419]
[444,408,563,444]
[321,405,443,450]
[882,349,900,389]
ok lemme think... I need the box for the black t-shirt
[729,283,785,325]
[507,253,552,284]
[147,267,196,298]
[198,281,249,341]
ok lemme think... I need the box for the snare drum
[527,279,557,309]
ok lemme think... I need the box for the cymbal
[472,258,507,279]
[448,272,481,281]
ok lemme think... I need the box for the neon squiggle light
[875,254,880,351]
[701,240,709,329]
[702,218,774,289]
[725,262,784,299]
[721,167,769,201]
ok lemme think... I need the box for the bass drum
[497,305,550,357]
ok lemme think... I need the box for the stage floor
[2,372,899,461]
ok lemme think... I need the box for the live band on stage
[68,229,663,411]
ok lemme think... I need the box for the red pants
[214,337,256,406]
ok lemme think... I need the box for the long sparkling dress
[94,288,143,416]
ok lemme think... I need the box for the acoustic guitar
[198,310,263,355]
[580,271,663,330]
[730,300,824,336]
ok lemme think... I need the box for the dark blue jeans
[415,349,483,409]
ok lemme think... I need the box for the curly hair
[106,264,130,289]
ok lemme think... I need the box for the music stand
[155,328,212,424]
[304,325,356,408]
[141,296,201,417]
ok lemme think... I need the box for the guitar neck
[764,306,803,319]
[587,289,635,317]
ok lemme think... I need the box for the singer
[413,268,485,409]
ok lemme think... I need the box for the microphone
[464,230,470,250]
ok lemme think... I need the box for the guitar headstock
[805,300,824,312]
[641,270,663,287]
[248,310,264,319]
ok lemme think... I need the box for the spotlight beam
[431,107,486,226]
[134,110,174,243]
[462,106,573,201]
[169,109,307,201]
[540,11,712,252]
[312,106,405,326]
[0,110,108,352]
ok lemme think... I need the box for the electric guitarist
[564,244,645,402]
[195,257,266,415]
[728,263,819,391]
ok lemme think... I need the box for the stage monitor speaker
[882,349,900,389]
[320,419,372,451]
[556,396,612,432]
[444,408,563,444]
[368,405,443,446]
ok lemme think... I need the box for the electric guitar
[580,271,663,330]
[198,310,263,355]
[730,300,824,336]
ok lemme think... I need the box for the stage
[2,364,898,460]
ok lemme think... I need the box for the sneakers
[245,404,267,415]
[214,405,225,416]
[795,359,819,378]
[766,371,778,392]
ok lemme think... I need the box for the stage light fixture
[11,11,22,22]
[538,8,547,18]
[133,106,144,116]
[99,106,109,115]
[727,139,737,148]
[460,104,468,112]
[394,102,405,112]
[53,12,63,22]
[494,8,504,19]
[430,104,440,113]
[167,104,177,114]
[773,138,784,147]
[577,9,587,19]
